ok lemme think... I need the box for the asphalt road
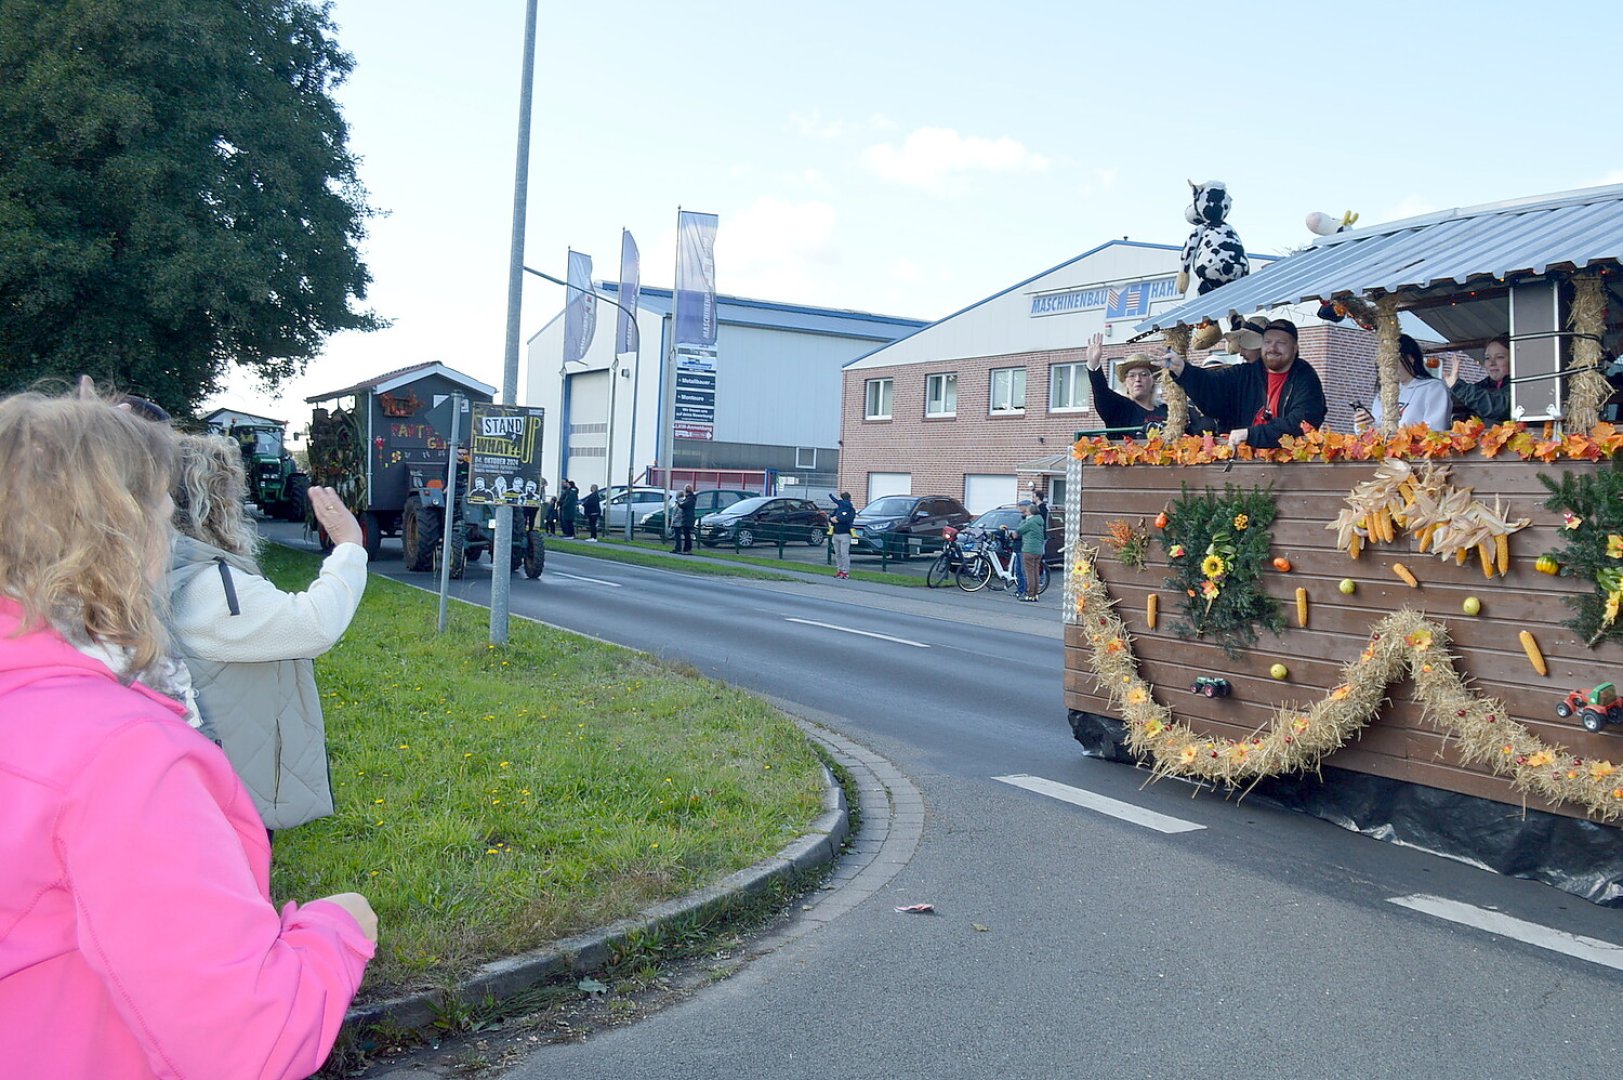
[269,527,1623,1079]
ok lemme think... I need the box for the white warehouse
[524,286,926,492]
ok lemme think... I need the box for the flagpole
[490,0,537,645]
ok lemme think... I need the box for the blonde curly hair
[172,434,261,560]
[0,391,177,677]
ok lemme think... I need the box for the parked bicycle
[956,528,1051,595]
[925,525,969,587]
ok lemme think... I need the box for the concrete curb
[343,761,850,1034]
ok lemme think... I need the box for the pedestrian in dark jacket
[828,491,856,578]
[672,485,697,553]
[1162,320,1327,449]
[581,483,603,541]
[557,481,578,538]
[543,496,559,535]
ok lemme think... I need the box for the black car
[851,495,972,557]
[964,504,1065,564]
[699,495,830,548]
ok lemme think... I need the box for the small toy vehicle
[1190,676,1232,698]
[1556,683,1623,733]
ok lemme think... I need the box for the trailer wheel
[401,497,440,572]
[523,530,546,578]
[360,512,383,561]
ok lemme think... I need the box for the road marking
[992,774,1206,834]
[551,571,622,587]
[784,618,929,648]
[1387,894,1623,971]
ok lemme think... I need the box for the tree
[0,0,381,416]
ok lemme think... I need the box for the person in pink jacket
[0,391,377,1079]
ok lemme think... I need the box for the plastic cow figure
[1177,180,1249,296]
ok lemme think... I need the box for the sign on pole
[617,230,640,355]
[467,404,547,506]
[564,249,597,363]
[672,211,718,440]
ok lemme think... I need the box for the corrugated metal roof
[1135,183,1623,335]
[305,362,497,403]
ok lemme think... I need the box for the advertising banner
[616,230,640,354]
[564,249,597,363]
[467,404,546,506]
[673,211,718,348]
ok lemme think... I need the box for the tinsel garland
[1070,545,1623,821]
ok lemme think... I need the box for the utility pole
[491,0,538,645]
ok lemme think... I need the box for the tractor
[228,422,308,522]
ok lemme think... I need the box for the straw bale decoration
[1160,325,1191,439]
[1374,295,1403,436]
[1067,543,1623,820]
[1563,272,1611,433]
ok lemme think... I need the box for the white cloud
[714,197,840,302]
[861,127,1050,192]
[891,257,921,283]
[788,109,844,139]
[1079,166,1118,198]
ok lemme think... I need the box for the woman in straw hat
[1085,332,1166,437]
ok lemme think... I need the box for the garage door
[867,472,911,504]
[564,369,610,486]
[964,474,1017,514]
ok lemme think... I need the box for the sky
[209,0,1623,422]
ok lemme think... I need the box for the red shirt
[1253,369,1288,428]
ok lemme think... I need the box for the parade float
[1061,184,1623,903]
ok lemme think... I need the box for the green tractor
[229,423,309,522]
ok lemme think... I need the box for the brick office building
[837,239,1449,513]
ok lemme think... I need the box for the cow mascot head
[1176,180,1249,296]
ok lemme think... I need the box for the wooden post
[1564,271,1610,433]
[1375,295,1402,436]
[1162,325,1191,438]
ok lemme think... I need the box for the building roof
[304,362,497,403]
[599,284,928,342]
[1135,183,1623,336]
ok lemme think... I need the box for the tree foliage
[0,0,381,416]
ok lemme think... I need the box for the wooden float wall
[1064,458,1623,821]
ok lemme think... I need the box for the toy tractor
[1190,676,1233,698]
[1556,683,1623,734]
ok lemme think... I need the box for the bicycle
[956,530,1051,595]
[925,525,969,587]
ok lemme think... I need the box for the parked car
[851,495,972,557]
[965,503,1065,564]
[699,495,830,548]
[569,486,664,531]
[638,489,757,535]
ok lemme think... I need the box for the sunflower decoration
[1540,469,1623,646]
[1160,484,1285,658]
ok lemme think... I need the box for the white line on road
[551,571,622,588]
[784,617,929,648]
[993,774,1206,834]
[1387,894,1623,971]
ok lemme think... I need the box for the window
[1049,362,1089,411]
[864,378,893,420]
[925,372,957,417]
[795,446,817,469]
[990,367,1026,413]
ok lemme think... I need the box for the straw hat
[1222,315,1268,352]
[1115,353,1156,377]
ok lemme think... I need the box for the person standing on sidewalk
[581,483,603,542]
[672,485,697,553]
[1016,502,1046,602]
[828,491,856,579]
[557,480,578,538]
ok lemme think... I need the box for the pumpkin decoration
[1272,556,1293,573]
[1154,510,1169,530]
[1535,554,1562,575]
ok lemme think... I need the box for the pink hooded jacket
[0,599,374,1078]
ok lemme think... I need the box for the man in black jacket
[1160,319,1327,448]
[672,485,697,553]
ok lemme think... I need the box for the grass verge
[261,544,827,1003]
[548,534,931,586]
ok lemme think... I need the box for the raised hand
[1444,354,1461,388]
[1085,332,1104,370]
[309,486,364,549]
